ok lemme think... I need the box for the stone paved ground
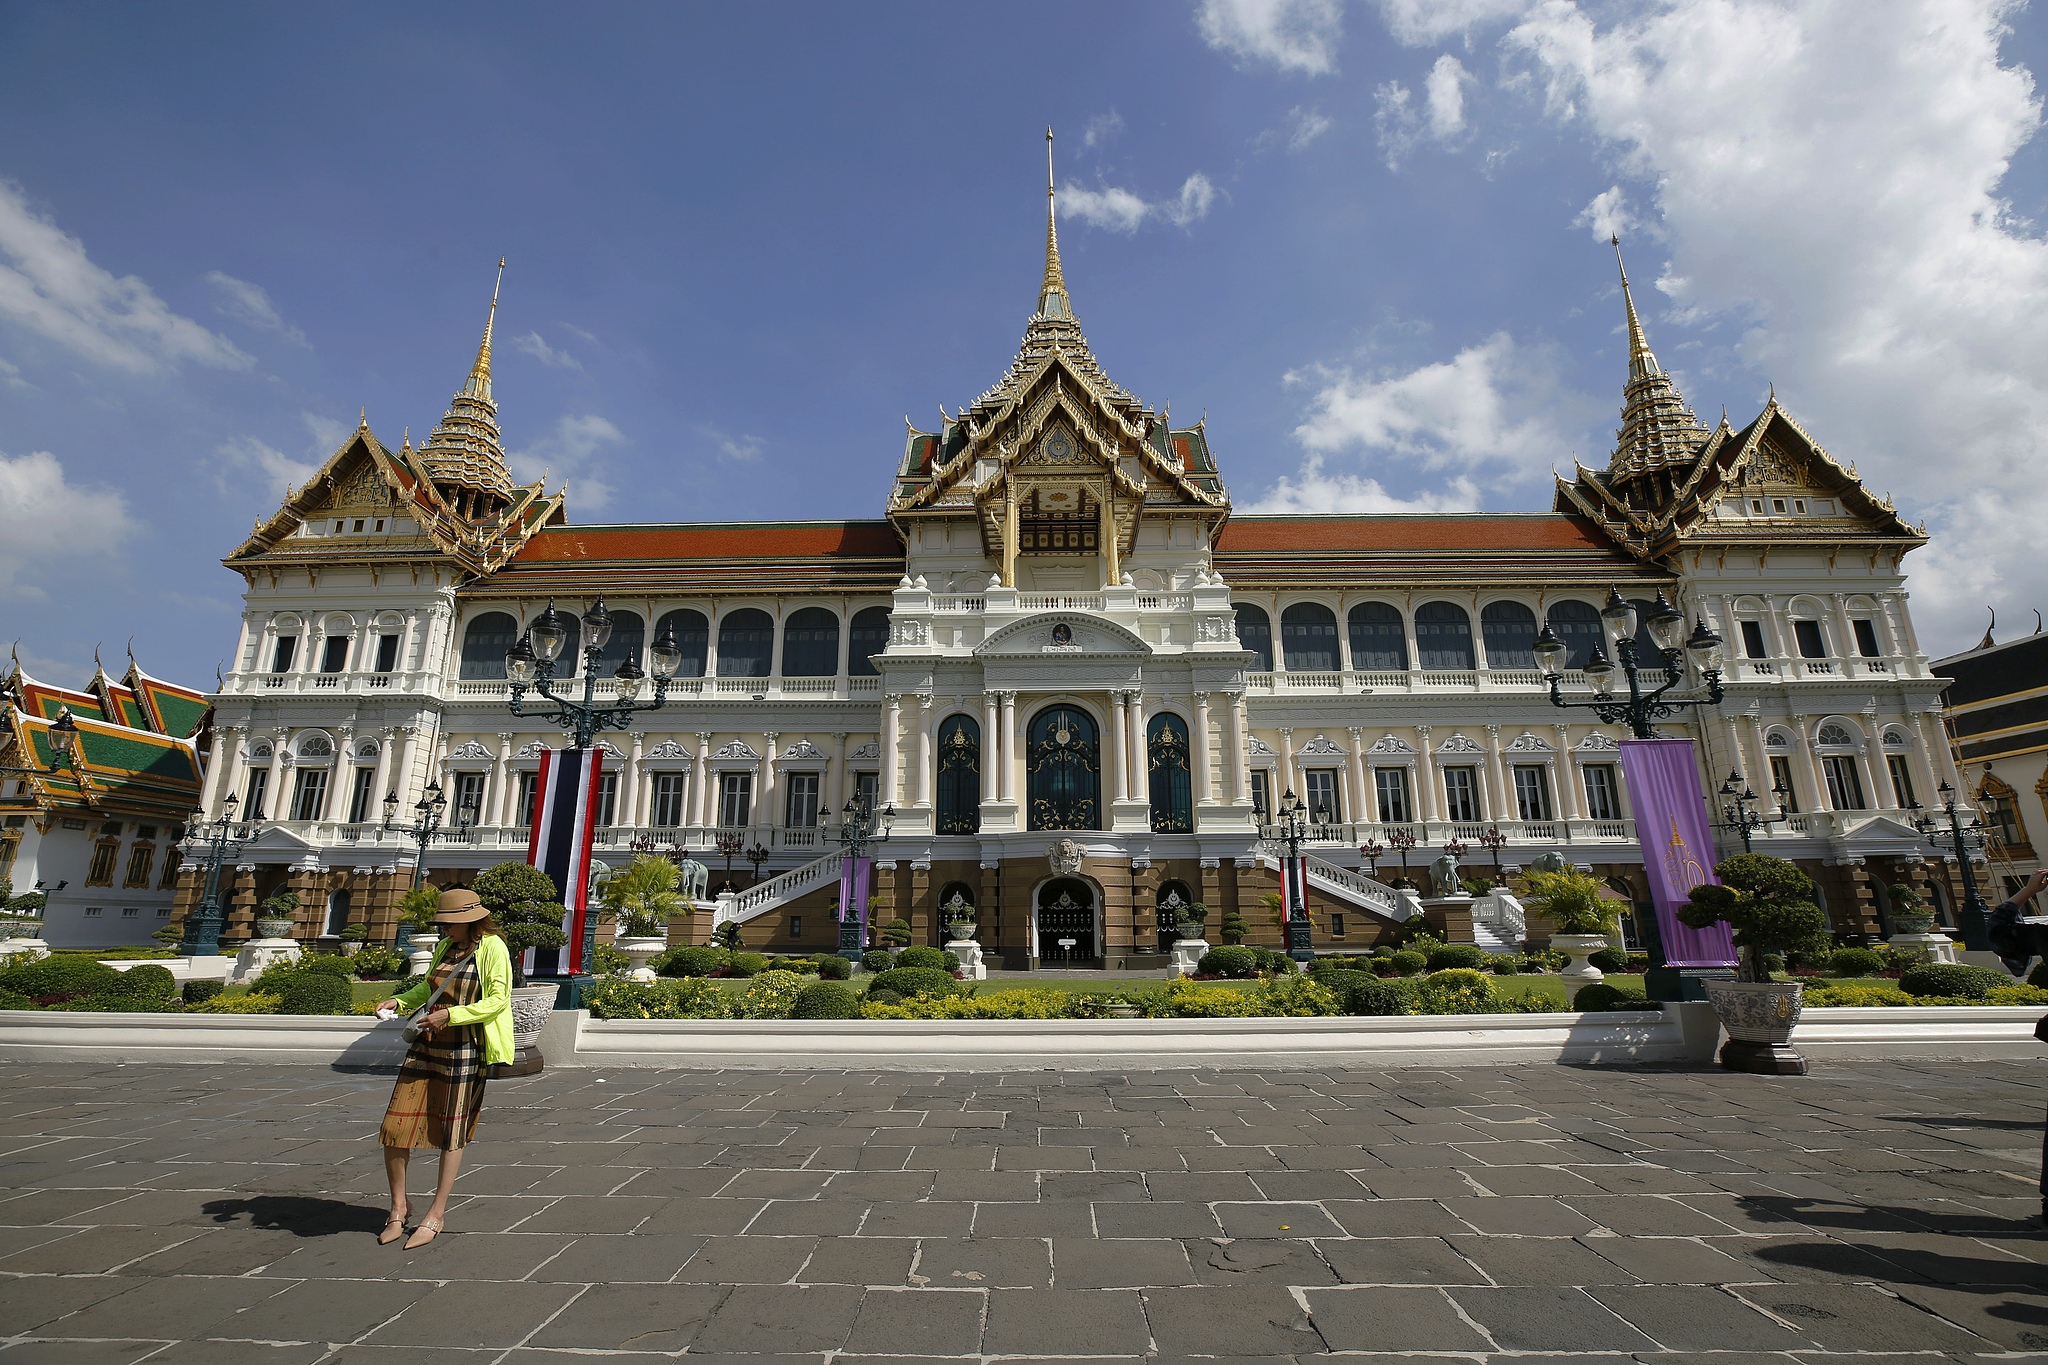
[3,1058,2048,1363]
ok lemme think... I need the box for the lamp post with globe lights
[1716,771,1781,854]
[504,597,682,750]
[1534,590,1726,740]
[1915,781,1996,951]
[383,780,478,893]
[824,793,896,962]
[177,792,265,956]
[1266,789,1317,963]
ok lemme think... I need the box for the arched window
[1348,602,1408,670]
[782,607,841,677]
[1147,712,1193,833]
[717,608,775,677]
[1545,599,1604,669]
[937,882,976,932]
[1623,599,1663,666]
[1026,706,1100,831]
[848,606,890,677]
[1155,879,1194,952]
[324,889,352,938]
[935,714,981,834]
[1279,603,1339,672]
[1816,722,1857,748]
[297,734,334,759]
[653,609,709,678]
[1480,601,1539,669]
[595,610,644,678]
[550,611,582,676]
[1233,604,1274,672]
[1414,601,1474,670]
[459,612,518,680]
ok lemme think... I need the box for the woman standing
[374,887,512,1249]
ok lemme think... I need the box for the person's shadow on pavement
[198,1195,385,1237]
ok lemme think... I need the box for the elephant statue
[1527,851,1569,876]
[674,857,710,903]
[1430,852,1465,899]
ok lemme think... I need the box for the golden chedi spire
[1038,126,1072,321]
[419,258,515,519]
[1607,235,1708,486]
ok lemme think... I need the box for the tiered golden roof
[417,258,516,515]
[1607,236,1711,485]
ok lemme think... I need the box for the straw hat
[434,888,489,923]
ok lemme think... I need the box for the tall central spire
[1612,236,1656,383]
[1606,235,1708,484]
[463,256,505,401]
[1038,127,1072,320]
[420,259,514,517]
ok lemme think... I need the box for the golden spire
[465,257,505,400]
[420,260,513,514]
[1605,235,1707,483]
[1039,128,1071,320]
[1612,235,1655,382]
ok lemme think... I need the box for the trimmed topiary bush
[1573,981,1651,1011]
[861,949,893,973]
[865,987,903,1006]
[1426,944,1487,972]
[0,955,122,1005]
[738,970,806,1019]
[1899,963,2009,999]
[1321,970,1417,1016]
[656,946,728,978]
[1389,949,1427,977]
[181,979,224,1006]
[1829,947,1884,978]
[297,954,352,979]
[727,952,769,978]
[105,964,178,1005]
[791,982,861,1019]
[278,973,351,1016]
[868,966,962,999]
[814,954,851,980]
[1588,946,1628,973]
[1489,955,1522,975]
[1250,974,1340,1016]
[1195,945,1259,978]
[898,946,955,971]
[1415,968,1498,1014]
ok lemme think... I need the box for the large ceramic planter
[1706,978,1808,1075]
[945,922,977,943]
[498,982,557,1078]
[255,917,296,940]
[614,935,666,983]
[406,931,440,977]
[1552,934,1608,1004]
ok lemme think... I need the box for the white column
[1227,694,1249,804]
[1126,693,1145,800]
[265,728,290,821]
[1555,726,1585,820]
[1912,711,1953,798]
[981,694,999,810]
[1794,718,1831,811]
[204,726,245,817]
[1483,725,1508,822]
[760,731,780,829]
[1416,727,1442,822]
[370,728,395,816]
[999,692,1017,803]
[1107,693,1129,802]
[1720,716,1749,789]
[830,731,849,814]
[1277,727,1296,799]
[1194,694,1215,808]
[625,735,644,828]
[882,695,902,806]
[490,733,515,826]
[322,729,354,821]
[1865,734,1898,809]
[914,702,933,809]
[1343,727,1367,826]
[693,733,714,828]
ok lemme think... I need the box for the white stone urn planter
[1552,934,1608,1004]
[1172,937,1210,978]
[406,931,440,976]
[949,939,988,980]
[945,921,977,943]
[1705,978,1807,1074]
[254,916,297,940]
[499,982,558,1077]
[614,935,666,983]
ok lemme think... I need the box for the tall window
[1822,756,1865,810]
[1414,602,1475,670]
[1513,765,1553,821]
[853,770,879,813]
[1025,706,1099,831]
[1769,755,1799,813]
[1582,764,1619,821]
[595,610,645,678]
[653,610,710,678]
[1443,766,1480,822]
[1740,620,1769,659]
[1233,604,1274,672]
[244,768,270,820]
[717,609,775,677]
[87,841,117,885]
[1147,713,1193,833]
[785,772,821,828]
[848,607,891,677]
[935,714,981,834]
[270,635,298,673]
[1303,768,1341,823]
[1794,619,1828,659]
[347,767,377,823]
[1480,601,1538,669]
[320,635,349,673]
[1348,602,1408,670]
[1983,791,2025,848]
[458,612,518,680]
[445,773,482,827]
[1852,619,1881,657]
[516,772,538,827]
[374,634,401,673]
[1545,600,1604,668]
[158,848,181,889]
[781,608,841,677]
[123,843,155,888]
[719,772,754,827]
[1251,769,1271,822]
[1279,603,1339,671]
[1374,767,1411,822]
[290,768,328,822]
[595,771,619,827]
[1887,755,1917,809]
[651,773,687,827]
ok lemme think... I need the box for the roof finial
[1038,127,1071,320]
[1611,235,1656,381]
[1979,607,1997,652]
[358,406,368,429]
[467,257,505,396]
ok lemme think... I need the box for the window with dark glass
[1513,765,1553,821]
[516,772,537,827]
[1026,707,1097,831]
[124,843,154,888]
[785,772,821,828]
[459,612,518,680]
[1769,755,1799,813]
[1233,604,1274,672]
[270,635,297,674]
[717,609,775,677]
[1480,601,1538,669]
[651,773,687,827]
[347,767,377,823]
[848,606,891,677]
[1414,602,1475,670]
[374,633,401,672]
[1251,769,1271,822]
[854,771,879,812]
[320,635,349,673]
[324,889,351,937]
[1545,600,1605,668]
[1347,602,1408,670]
[1823,755,1866,810]
[1984,793,2025,848]
[453,772,486,825]
[1582,764,1619,821]
[243,768,269,821]
[782,608,841,677]
[1887,755,1916,809]
[935,714,981,834]
[87,842,117,885]
[1147,712,1193,833]
[1374,767,1411,822]
[1303,768,1340,823]
[653,610,710,678]
[595,771,619,827]
[1794,619,1827,658]
[1740,620,1768,659]
[1852,619,1881,657]
[718,772,753,827]
[1279,603,1339,672]
[290,768,328,822]
[595,610,645,677]
[1443,766,1480,822]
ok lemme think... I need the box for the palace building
[172,175,1968,968]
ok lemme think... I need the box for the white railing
[729,849,845,923]
[1472,889,1526,940]
[1419,671,1478,687]
[932,596,985,612]
[1290,818,1642,850]
[1134,593,1193,611]
[1018,593,1105,611]
[1298,853,1407,918]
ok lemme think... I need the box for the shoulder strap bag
[401,948,474,1045]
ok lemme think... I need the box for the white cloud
[1061,173,1218,233]
[1196,0,1342,75]
[0,449,137,601]
[510,413,624,512]
[1425,53,1471,137]
[0,180,249,374]
[1287,105,1334,150]
[214,435,318,502]
[204,271,306,346]
[302,411,349,455]
[702,426,764,463]
[1376,54,1474,168]
[1497,0,2048,655]
[1375,0,1533,46]
[1081,110,1125,150]
[510,330,581,370]
[1289,331,1599,478]
[1574,185,1634,242]
[1247,458,1482,513]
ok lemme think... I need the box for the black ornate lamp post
[1359,839,1385,881]
[506,597,681,750]
[382,779,479,894]
[823,794,895,962]
[1914,781,1995,951]
[1477,825,1508,887]
[1716,771,1776,853]
[1270,788,1316,963]
[1534,590,1726,740]
[177,792,264,956]
[714,829,744,889]
[745,841,770,884]
[1386,826,1417,887]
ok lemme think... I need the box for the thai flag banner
[525,746,605,975]
[1617,738,1737,968]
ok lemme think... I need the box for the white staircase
[715,851,846,926]
[1259,853,1412,926]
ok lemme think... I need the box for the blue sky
[3,0,2046,687]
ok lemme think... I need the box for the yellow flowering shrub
[189,992,284,1014]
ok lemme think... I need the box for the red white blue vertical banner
[838,854,873,942]
[1617,738,1737,968]
[526,746,604,975]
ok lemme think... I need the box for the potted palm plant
[1677,854,1832,1075]
[597,855,691,980]
[396,886,443,974]
[1521,869,1618,1004]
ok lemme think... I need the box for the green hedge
[1899,963,2009,999]
[897,946,960,972]
[1195,946,1258,978]
[278,974,351,1015]
[867,967,961,999]
[791,982,861,1019]
[1425,944,1487,972]
[0,956,122,1004]
[656,946,727,978]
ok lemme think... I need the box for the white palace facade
[172,193,1965,970]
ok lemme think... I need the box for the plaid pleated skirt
[379,952,485,1151]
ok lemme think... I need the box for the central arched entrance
[1027,705,1101,831]
[1036,877,1098,964]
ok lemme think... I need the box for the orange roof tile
[1216,514,1622,554]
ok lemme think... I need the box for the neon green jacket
[395,933,514,1067]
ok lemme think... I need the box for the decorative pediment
[714,741,760,761]
[1435,733,1484,755]
[1248,737,1276,756]
[645,739,692,760]
[1298,735,1343,755]
[974,613,1148,659]
[781,739,826,760]
[516,741,549,758]
[1578,733,1622,751]
[448,740,491,761]
[848,741,881,761]
[1367,733,1418,756]
[1504,731,1554,753]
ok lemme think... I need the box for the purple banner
[838,855,873,945]
[1618,738,1737,969]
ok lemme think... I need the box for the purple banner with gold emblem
[1618,738,1737,968]
[838,854,873,945]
